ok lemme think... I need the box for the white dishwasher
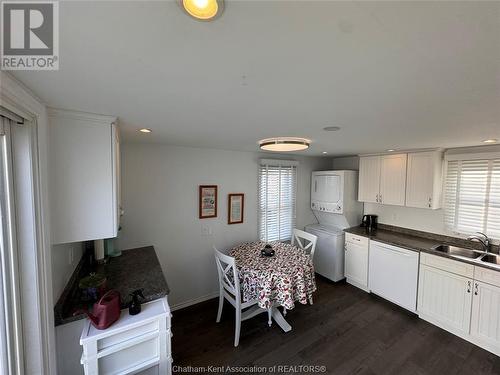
[369,240,419,312]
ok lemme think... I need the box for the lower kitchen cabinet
[344,234,369,291]
[418,264,473,336]
[470,281,500,354]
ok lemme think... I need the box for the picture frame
[228,193,244,224]
[199,185,218,219]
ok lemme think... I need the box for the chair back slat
[292,228,318,260]
[214,246,240,297]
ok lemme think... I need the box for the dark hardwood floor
[171,276,500,375]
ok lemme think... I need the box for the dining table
[229,241,317,332]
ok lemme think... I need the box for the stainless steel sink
[480,253,500,265]
[431,244,484,259]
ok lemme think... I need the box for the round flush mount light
[182,0,223,21]
[482,139,498,144]
[322,151,328,155]
[139,128,152,133]
[323,126,341,132]
[387,149,395,152]
[259,137,310,152]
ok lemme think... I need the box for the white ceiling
[12,0,500,156]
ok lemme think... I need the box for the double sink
[431,244,500,266]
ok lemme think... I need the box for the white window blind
[258,160,298,242]
[444,157,500,238]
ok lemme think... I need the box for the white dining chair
[213,246,258,347]
[291,228,318,261]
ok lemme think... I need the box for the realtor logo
[1,1,59,70]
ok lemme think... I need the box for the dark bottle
[129,289,145,315]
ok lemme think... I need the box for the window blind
[444,157,500,238]
[258,160,297,242]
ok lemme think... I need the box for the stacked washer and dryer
[305,171,363,282]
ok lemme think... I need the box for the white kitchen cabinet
[406,151,443,209]
[369,241,419,312]
[418,264,473,337]
[470,280,500,355]
[344,233,369,291]
[379,154,407,206]
[358,154,407,205]
[358,155,381,203]
[49,108,120,244]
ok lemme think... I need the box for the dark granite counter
[344,224,500,271]
[54,246,169,326]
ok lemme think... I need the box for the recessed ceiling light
[182,0,223,20]
[139,128,152,133]
[259,137,310,152]
[322,151,328,155]
[387,149,395,152]
[482,139,498,144]
[323,126,341,132]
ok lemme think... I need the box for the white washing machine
[305,224,345,282]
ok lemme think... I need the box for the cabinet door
[406,151,441,209]
[112,123,121,232]
[470,281,500,352]
[345,240,369,288]
[358,156,380,203]
[50,111,117,244]
[379,154,407,206]
[418,264,473,336]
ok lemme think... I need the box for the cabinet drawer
[474,266,500,288]
[98,320,159,351]
[345,233,368,247]
[420,253,474,278]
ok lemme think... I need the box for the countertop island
[54,246,169,326]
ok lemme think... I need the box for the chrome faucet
[467,232,491,253]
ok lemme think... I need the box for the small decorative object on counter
[79,272,107,302]
[129,289,145,315]
[80,290,121,330]
[261,243,275,257]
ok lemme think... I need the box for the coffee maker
[361,214,378,232]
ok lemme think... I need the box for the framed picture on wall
[228,193,244,224]
[199,185,217,219]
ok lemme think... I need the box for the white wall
[51,242,83,302]
[332,156,359,170]
[117,143,330,308]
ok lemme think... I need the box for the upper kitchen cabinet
[49,109,120,244]
[358,154,407,206]
[379,154,407,206]
[358,150,443,209]
[358,155,381,203]
[406,151,443,209]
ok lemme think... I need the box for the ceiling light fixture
[482,139,498,144]
[387,149,395,152]
[139,128,152,133]
[259,137,310,152]
[322,151,328,155]
[182,0,223,20]
[323,126,341,132]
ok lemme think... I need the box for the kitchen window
[444,152,500,239]
[258,159,298,242]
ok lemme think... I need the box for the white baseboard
[170,292,219,312]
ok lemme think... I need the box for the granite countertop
[344,225,500,272]
[54,246,169,326]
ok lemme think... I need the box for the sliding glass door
[0,116,24,375]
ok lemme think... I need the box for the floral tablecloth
[230,241,317,310]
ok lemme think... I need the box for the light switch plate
[201,224,213,236]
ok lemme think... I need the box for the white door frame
[1,72,57,375]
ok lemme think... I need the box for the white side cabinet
[344,233,369,291]
[406,151,443,209]
[49,108,120,244]
[80,298,172,375]
[358,154,407,206]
